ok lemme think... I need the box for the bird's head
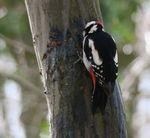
[83,20,103,37]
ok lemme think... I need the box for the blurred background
[0,0,149,138]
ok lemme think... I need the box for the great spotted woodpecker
[82,20,118,114]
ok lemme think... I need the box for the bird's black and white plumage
[82,20,118,114]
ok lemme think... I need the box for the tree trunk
[25,0,127,137]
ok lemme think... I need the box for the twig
[0,33,34,54]
[0,71,41,93]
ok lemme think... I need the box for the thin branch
[121,55,150,101]
[138,93,150,98]
[0,71,41,93]
[0,33,34,54]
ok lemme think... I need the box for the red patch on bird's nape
[96,20,103,27]
[89,67,96,90]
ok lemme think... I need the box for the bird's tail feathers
[92,82,108,114]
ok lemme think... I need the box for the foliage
[101,0,142,45]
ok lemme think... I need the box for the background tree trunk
[25,0,127,137]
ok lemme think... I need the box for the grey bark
[25,0,127,137]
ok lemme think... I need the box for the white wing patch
[83,51,91,70]
[83,37,91,70]
[102,28,105,31]
[88,25,98,34]
[112,36,116,42]
[114,51,118,63]
[88,39,102,65]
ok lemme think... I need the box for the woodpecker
[82,20,118,114]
